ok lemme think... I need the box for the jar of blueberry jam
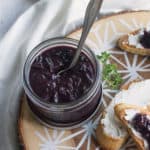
[23,38,102,128]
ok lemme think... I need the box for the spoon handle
[69,0,103,68]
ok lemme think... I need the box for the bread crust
[96,112,128,150]
[121,79,141,90]
[115,103,150,150]
[118,30,150,56]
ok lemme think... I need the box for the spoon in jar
[58,0,103,75]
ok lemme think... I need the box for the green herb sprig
[97,52,123,89]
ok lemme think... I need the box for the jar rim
[23,37,101,111]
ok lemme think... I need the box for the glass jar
[23,37,102,129]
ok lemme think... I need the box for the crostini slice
[115,103,150,150]
[118,29,150,56]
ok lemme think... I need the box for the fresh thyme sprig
[97,52,123,89]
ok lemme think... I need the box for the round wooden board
[19,11,150,150]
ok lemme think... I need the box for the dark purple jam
[131,113,150,149]
[29,46,95,104]
[140,30,150,48]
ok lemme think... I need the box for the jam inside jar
[23,38,102,128]
[29,46,95,104]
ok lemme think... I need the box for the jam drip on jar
[131,113,150,149]
[29,46,95,104]
[140,30,150,48]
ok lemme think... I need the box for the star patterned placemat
[19,11,150,150]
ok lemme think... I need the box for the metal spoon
[58,0,103,75]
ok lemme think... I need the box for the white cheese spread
[125,109,139,121]
[101,79,150,138]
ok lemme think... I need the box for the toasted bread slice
[96,81,136,150]
[118,30,150,56]
[115,103,150,150]
[96,81,140,150]
[96,112,128,150]
[96,79,150,150]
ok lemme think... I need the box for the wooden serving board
[18,11,150,150]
